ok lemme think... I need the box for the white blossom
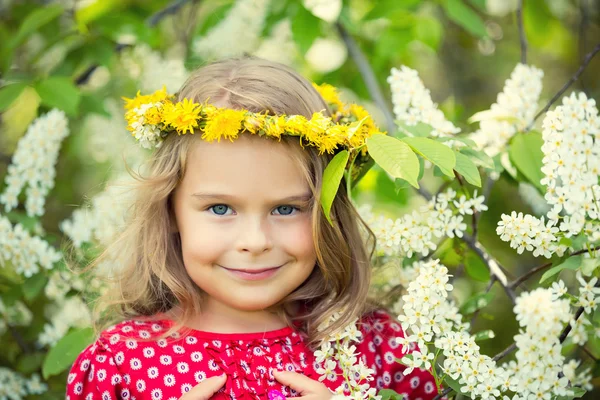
[387,65,460,137]
[470,64,543,157]
[0,367,47,399]
[253,19,298,66]
[120,44,188,93]
[0,109,69,217]
[0,215,62,277]
[193,0,270,60]
[305,38,347,73]
[38,296,92,347]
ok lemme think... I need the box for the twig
[527,42,600,130]
[581,345,598,362]
[335,22,396,134]
[509,246,598,289]
[516,0,527,64]
[147,0,195,27]
[8,326,30,353]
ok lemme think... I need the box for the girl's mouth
[220,265,283,281]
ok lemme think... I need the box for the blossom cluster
[0,109,69,217]
[193,0,270,60]
[0,368,46,400]
[497,92,600,257]
[358,189,488,258]
[254,19,298,66]
[508,286,576,397]
[60,175,135,249]
[0,297,32,336]
[470,63,543,157]
[120,43,188,93]
[0,215,62,277]
[387,66,460,137]
[38,296,92,347]
[541,92,600,237]
[314,312,379,399]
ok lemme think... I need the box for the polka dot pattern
[66,311,437,399]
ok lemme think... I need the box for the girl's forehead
[181,136,310,193]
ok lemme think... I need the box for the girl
[66,57,438,400]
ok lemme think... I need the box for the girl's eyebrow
[191,192,313,203]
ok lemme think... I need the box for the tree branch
[335,22,396,134]
[147,0,196,27]
[509,246,597,289]
[527,41,600,130]
[516,0,527,64]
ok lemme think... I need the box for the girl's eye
[208,204,232,216]
[273,205,298,216]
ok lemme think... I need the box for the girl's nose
[237,217,273,253]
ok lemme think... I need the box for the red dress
[66,310,437,400]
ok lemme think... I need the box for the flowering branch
[335,22,397,133]
[516,0,527,64]
[528,41,600,129]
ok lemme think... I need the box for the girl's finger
[273,370,332,397]
[179,374,227,400]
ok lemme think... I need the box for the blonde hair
[93,56,377,347]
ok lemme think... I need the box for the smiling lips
[220,265,283,281]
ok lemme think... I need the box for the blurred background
[0,0,599,397]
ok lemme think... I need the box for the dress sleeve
[66,336,127,400]
[357,310,439,400]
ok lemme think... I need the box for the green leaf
[35,76,81,116]
[378,389,405,400]
[396,121,433,137]
[454,151,481,187]
[0,83,28,111]
[79,94,110,117]
[291,4,321,54]
[459,147,494,169]
[474,329,495,341]
[320,150,349,224]
[413,16,443,50]
[11,5,64,48]
[22,273,48,301]
[460,292,494,314]
[16,352,45,374]
[443,0,487,38]
[42,327,95,379]
[443,375,462,395]
[366,135,420,188]
[509,131,546,194]
[465,251,490,282]
[540,255,582,284]
[401,137,456,177]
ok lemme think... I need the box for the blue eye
[274,205,297,216]
[208,204,231,215]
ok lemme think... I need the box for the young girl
[66,57,438,400]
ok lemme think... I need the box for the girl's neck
[173,300,295,334]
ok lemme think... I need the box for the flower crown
[123,83,385,153]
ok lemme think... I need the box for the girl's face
[172,135,317,316]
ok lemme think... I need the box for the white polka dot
[164,374,176,387]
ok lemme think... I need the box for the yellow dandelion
[203,108,245,142]
[144,106,162,125]
[243,113,267,134]
[162,98,201,134]
[264,115,287,138]
[349,104,370,122]
[123,87,171,111]
[285,115,308,136]
[313,83,344,112]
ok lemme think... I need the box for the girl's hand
[179,374,227,400]
[273,370,334,399]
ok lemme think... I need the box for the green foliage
[401,137,456,177]
[321,150,349,224]
[366,135,420,188]
[0,83,28,111]
[509,131,546,194]
[460,292,494,314]
[35,76,81,116]
[443,0,487,38]
[42,327,95,379]
[540,255,582,284]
